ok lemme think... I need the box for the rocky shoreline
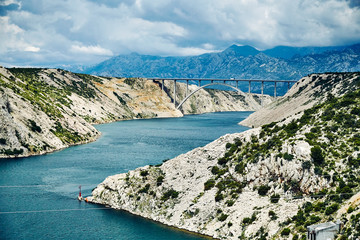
[87,72,360,240]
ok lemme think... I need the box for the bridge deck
[147,77,298,109]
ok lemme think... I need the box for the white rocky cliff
[88,72,360,239]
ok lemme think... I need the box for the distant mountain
[81,43,360,81]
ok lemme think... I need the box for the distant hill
[81,44,360,81]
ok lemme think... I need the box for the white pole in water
[78,185,82,200]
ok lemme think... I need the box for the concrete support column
[274,81,277,97]
[261,81,264,106]
[248,81,251,94]
[186,80,189,97]
[236,81,238,89]
[174,80,177,105]
[198,80,201,87]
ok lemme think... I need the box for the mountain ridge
[78,44,360,81]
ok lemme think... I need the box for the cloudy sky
[1,0,360,67]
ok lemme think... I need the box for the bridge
[148,78,297,110]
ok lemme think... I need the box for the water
[0,112,251,240]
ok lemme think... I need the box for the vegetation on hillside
[204,82,360,239]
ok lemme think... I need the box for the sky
[0,0,360,67]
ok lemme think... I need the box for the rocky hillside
[88,73,360,239]
[0,66,268,158]
[240,72,360,128]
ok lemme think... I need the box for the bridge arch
[176,82,243,110]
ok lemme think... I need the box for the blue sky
[0,0,359,67]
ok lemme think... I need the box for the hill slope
[0,66,268,158]
[240,72,360,127]
[88,72,360,240]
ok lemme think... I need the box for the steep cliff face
[0,66,267,158]
[89,73,360,239]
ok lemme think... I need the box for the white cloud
[24,46,40,52]
[71,44,113,56]
[0,0,359,67]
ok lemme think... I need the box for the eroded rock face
[88,127,327,239]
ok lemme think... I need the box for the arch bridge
[148,78,297,110]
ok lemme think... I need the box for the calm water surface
[0,112,251,240]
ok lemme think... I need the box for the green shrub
[218,213,228,222]
[235,162,245,174]
[311,146,324,165]
[215,192,224,202]
[218,157,229,165]
[226,199,235,207]
[161,189,179,201]
[302,161,311,170]
[242,213,257,225]
[156,176,164,186]
[138,184,150,194]
[225,143,232,149]
[211,166,220,175]
[204,179,215,190]
[325,203,339,215]
[281,228,291,236]
[0,138,6,144]
[303,202,313,213]
[268,210,278,220]
[283,152,294,161]
[270,194,280,203]
[258,185,271,196]
[140,170,149,177]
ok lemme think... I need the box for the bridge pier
[149,78,297,108]
[274,81,277,97]
[261,81,264,106]
[174,80,177,104]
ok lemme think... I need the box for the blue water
[0,112,251,240]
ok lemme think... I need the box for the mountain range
[78,44,360,81]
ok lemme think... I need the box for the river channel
[0,111,251,240]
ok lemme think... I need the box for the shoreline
[0,110,253,159]
[88,202,218,240]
